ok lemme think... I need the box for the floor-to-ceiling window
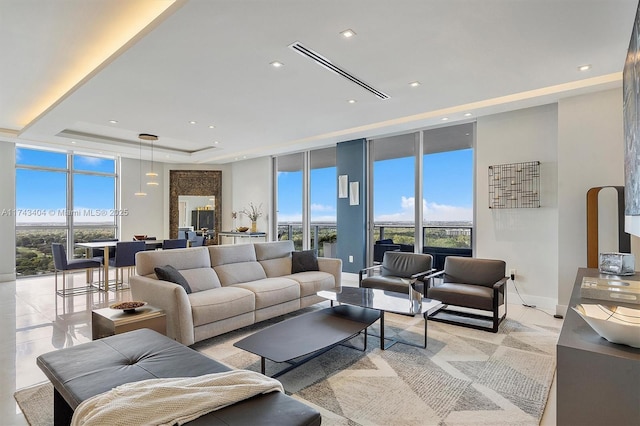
[310,147,336,257]
[276,153,304,250]
[371,134,416,248]
[15,147,117,277]
[422,123,474,251]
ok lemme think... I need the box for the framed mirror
[169,170,222,241]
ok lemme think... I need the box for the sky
[278,148,473,223]
[14,148,116,224]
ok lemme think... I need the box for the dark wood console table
[557,268,640,425]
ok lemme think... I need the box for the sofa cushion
[254,240,295,261]
[214,263,267,286]
[260,257,292,278]
[179,268,222,292]
[285,271,336,297]
[188,287,255,326]
[209,244,257,266]
[154,265,192,294]
[427,282,498,311]
[136,247,211,276]
[291,250,319,273]
[232,278,300,309]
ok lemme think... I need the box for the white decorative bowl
[572,304,640,348]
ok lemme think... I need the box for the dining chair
[162,239,188,250]
[51,243,103,297]
[107,241,146,290]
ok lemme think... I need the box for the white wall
[231,157,272,236]
[476,104,560,309]
[0,142,16,282]
[120,157,164,241]
[557,88,627,311]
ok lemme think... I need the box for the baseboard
[506,288,557,311]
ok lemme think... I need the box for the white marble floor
[1,273,562,425]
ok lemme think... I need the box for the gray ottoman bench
[36,328,321,426]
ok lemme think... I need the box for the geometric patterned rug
[194,306,560,426]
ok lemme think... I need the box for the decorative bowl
[572,303,640,348]
[237,226,249,232]
[109,301,147,313]
[133,234,147,241]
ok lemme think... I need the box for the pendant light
[140,133,159,186]
[134,134,147,196]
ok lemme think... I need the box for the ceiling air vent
[288,42,390,100]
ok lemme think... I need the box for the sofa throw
[291,250,319,273]
[154,265,192,294]
[70,370,284,426]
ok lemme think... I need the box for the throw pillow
[291,250,319,273]
[154,265,192,294]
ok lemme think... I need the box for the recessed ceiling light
[409,81,421,87]
[208,125,215,129]
[441,117,449,121]
[213,141,219,145]
[464,113,472,117]
[578,64,591,71]
[340,29,356,38]
[71,141,76,144]
[189,120,197,124]
[108,120,118,124]
[465,133,470,136]
[348,99,357,104]
[270,61,283,68]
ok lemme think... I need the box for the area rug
[195,308,560,426]
[15,307,559,426]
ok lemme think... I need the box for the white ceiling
[1,0,638,164]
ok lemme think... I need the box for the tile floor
[1,272,562,425]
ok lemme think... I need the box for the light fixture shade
[139,133,159,187]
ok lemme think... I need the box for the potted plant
[240,202,263,232]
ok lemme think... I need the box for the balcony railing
[277,222,472,260]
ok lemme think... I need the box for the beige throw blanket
[71,370,284,426]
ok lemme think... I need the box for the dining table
[76,240,163,291]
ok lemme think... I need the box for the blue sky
[278,148,473,223]
[15,148,115,224]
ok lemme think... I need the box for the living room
[1,1,640,425]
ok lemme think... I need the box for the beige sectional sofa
[130,240,342,345]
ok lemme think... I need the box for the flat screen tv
[624,1,640,237]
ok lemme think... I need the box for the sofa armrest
[317,257,342,290]
[129,276,196,345]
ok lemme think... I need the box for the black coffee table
[317,287,443,349]
[234,304,380,378]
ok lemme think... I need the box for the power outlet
[509,269,516,280]
[348,255,354,263]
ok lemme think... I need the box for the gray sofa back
[254,240,294,278]
[208,244,267,286]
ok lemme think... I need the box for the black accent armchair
[360,251,434,297]
[426,256,507,332]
